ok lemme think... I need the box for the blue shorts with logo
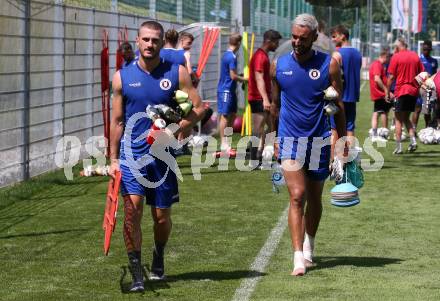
[217,90,237,115]
[120,152,179,209]
[277,136,331,181]
[330,102,356,131]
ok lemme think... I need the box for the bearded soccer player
[271,14,346,276]
[109,21,204,292]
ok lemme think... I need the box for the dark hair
[165,29,179,46]
[119,41,133,52]
[263,30,282,42]
[179,32,194,42]
[423,40,432,48]
[138,21,164,39]
[318,20,327,32]
[331,25,349,40]
[229,33,242,46]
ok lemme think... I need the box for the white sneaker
[371,136,387,143]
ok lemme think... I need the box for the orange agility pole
[116,25,129,71]
[196,27,220,78]
[103,170,122,256]
[200,28,220,75]
[100,29,110,157]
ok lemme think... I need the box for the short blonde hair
[292,14,318,32]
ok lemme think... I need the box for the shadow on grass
[310,256,402,271]
[407,163,440,168]
[119,265,266,294]
[0,228,88,240]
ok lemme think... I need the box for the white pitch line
[360,81,367,92]
[231,206,289,301]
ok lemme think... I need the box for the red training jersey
[248,48,271,102]
[387,49,424,98]
[369,59,387,101]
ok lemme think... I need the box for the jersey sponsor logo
[160,79,172,90]
[282,70,293,76]
[129,82,141,87]
[309,69,320,80]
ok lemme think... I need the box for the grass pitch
[1,85,440,300]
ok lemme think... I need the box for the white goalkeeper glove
[323,86,339,100]
[330,157,344,182]
[415,71,429,85]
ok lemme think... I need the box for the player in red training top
[248,30,282,166]
[369,49,391,142]
[386,38,424,154]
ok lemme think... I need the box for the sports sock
[396,140,402,151]
[154,241,166,258]
[373,128,378,136]
[410,136,416,145]
[128,251,143,282]
[303,233,315,262]
[220,142,231,152]
[292,251,305,275]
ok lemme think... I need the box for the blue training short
[330,102,356,131]
[416,97,423,107]
[120,154,179,209]
[217,91,237,115]
[277,136,331,181]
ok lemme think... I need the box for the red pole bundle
[196,27,220,79]
[100,30,110,158]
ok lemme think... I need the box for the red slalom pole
[116,30,124,71]
[197,28,220,78]
[103,170,122,256]
[100,29,110,158]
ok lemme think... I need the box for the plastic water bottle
[271,162,285,193]
[147,118,166,145]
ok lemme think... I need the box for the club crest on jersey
[309,69,320,80]
[160,79,172,90]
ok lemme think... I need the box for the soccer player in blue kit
[109,21,204,292]
[270,14,346,276]
[159,28,186,66]
[217,33,247,156]
[330,25,362,146]
[412,40,438,129]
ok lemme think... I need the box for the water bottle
[271,162,285,193]
[147,118,166,145]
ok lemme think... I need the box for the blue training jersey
[122,59,136,69]
[160,48,186,66]
[420,54,438,75]
[119,61,179,155]
[339,47,362,102]
[217,50,237,94]
[276,51,331,139]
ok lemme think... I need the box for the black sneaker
[128,262,144,292]
[129,281,145,292]
[407,143,417,152]
[150,248,165,280]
